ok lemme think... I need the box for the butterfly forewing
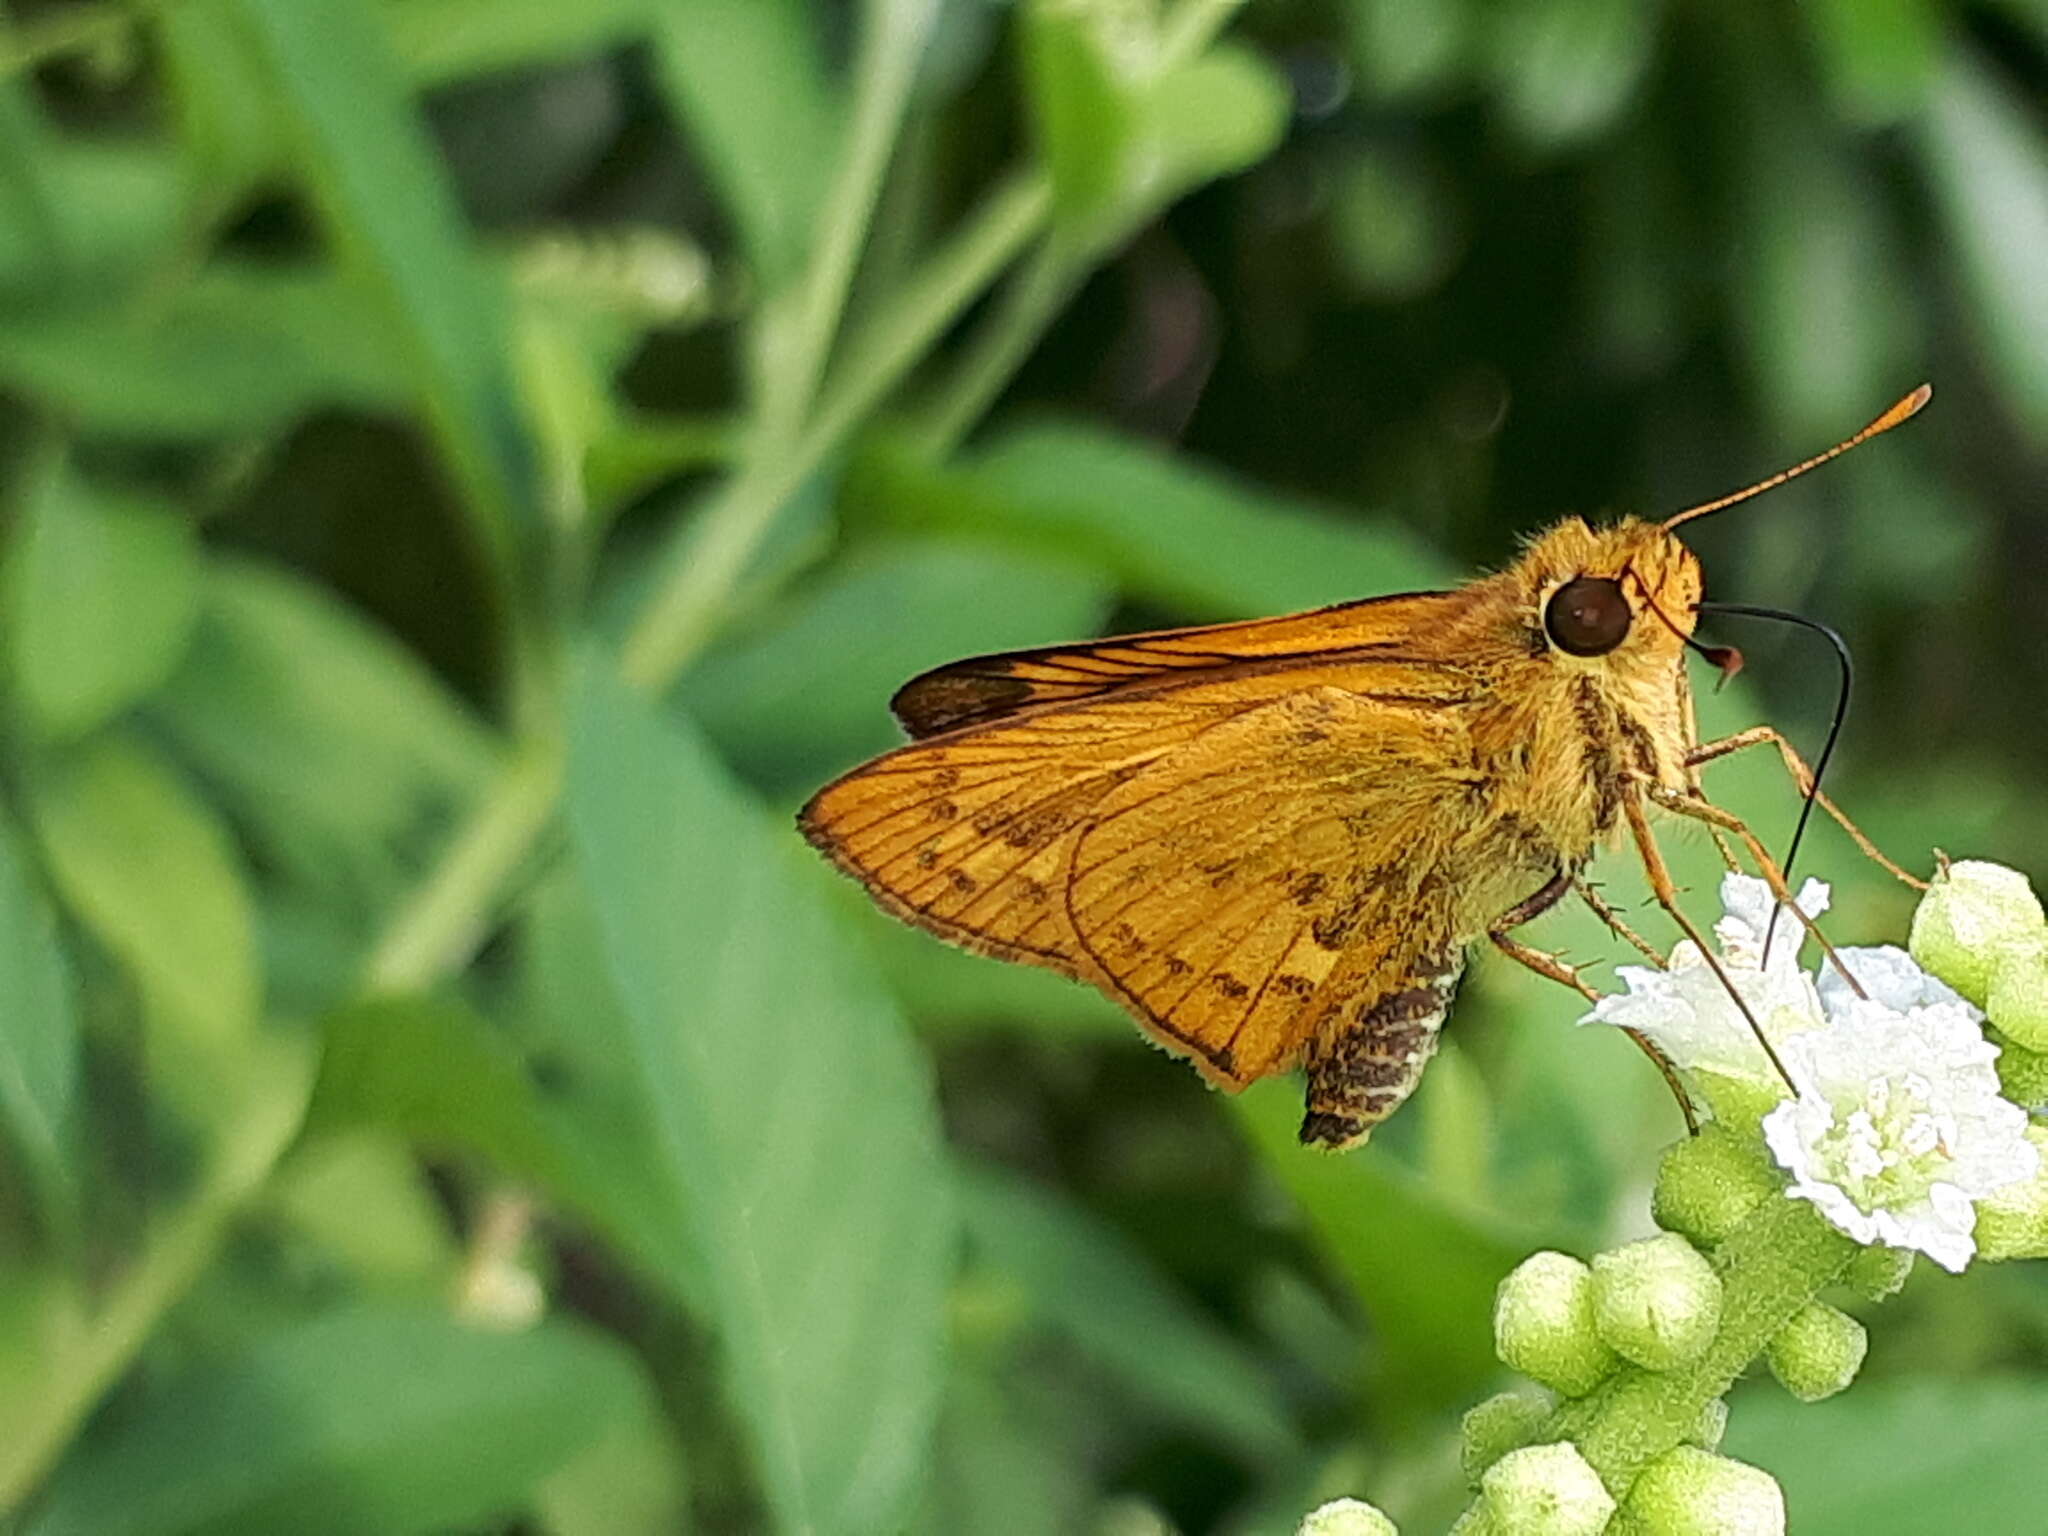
[890,590,1464,737]
[803,648,1487,1093]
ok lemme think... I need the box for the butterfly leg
[1623,791,1798,1092]
[1489,873,1698,1135]
[1687,726,1927,889]
[1574,878,1666,967]
[1643,784,1866,999]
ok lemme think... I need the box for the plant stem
[619,171,1049,694]
[764,0,940,440]
[362,740,562,994]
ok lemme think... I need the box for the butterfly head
[1515,517,1702,672]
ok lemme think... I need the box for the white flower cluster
[1584,875,2038,1272]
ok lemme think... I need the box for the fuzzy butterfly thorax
[804,387,1929,1152]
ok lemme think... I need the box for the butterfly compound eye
[1544,576,1633,657]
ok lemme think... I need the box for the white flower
[1581,874,2040,1271]
[1763,1001,2036,1272]
[1582,874,1830,1087]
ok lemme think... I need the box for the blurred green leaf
[0,265,410,437]
[3,460,198,741]
[1230,1083,1525,1418]
[234,0,542,606]
[385,0,659,85]
[681,536,1115,795]
[0,804,78,1222]
[1327,143,1460,303]
[565,657,954,1534]
[958,1161,1296,1461]
[156,6,285,220]
[848,428,1450,621]
[267,1132,458,1290]
[1486,0,1657,151]
[1918,47,2048,441]
[1722,1377,2048,1534]
[26,733,259,1056]
[146,556,494,925]
[514,870,710,1308]
[534,1397,690,1536]
[1143,43,1291,206]
[913,1371,1090,1536]
[1021,1,1141,228]
[309,989,708,1303]
[648,1,838,289]
[1730,125,1912,444]
[27,1306,651,1536]
[0,111,184,305]
[309,995,575,1194]
[1344,0,1469,102]
[1797,0,1938,125]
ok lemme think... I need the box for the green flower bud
[1448,1509,1498,1536]
[1989,1026,2048,1111]
[1841,1244,1915,1302]
[1461,1389,1553,1484]
[1298,1498,1399,1536]
[1623,1446,1784,1535]
[1591,1234,1724,1371]
[1973,1124,2048,1262]
[1986,946,2048,1053]
[1909,860,2047,1006]
[1653,1126,1776,1246]
[1765,1301,1866,1402]
[1686,1397,1728,1451]
[1688,1071,1784,1134]
[1480,1443,1616,1536]
[1494,1252,1620,1397]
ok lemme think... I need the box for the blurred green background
[0,1,2044,1532]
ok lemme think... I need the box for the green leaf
[1143,43,1290,206]
[384,0,661,86]
[232,0,543,608]
[1730,123,1912,443]
[1485,0,1658,151]
[1917,47,2048,441]
[1796,0,1939,125]
[3,460,199,741]
[156,5,287,220]
[309,995,578,1194]
[1344,0,1470,102]
[27,1306,651,1536]
[145,556,494,925]
[1721,1377,2048,1533]
[846,427,1450,621]
[1229,1083,1525,1420]
[308,990,707,1303]
[0,265,410,438]
[0,803,78,1221]
[26,733,259,1055]
[648,1,838,288]
[1020,1,1142,227]
[565,656,953,1535]
[681,537,1114,795]
[958,1162,1296,1461]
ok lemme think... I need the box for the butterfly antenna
[1691,602,1853,964]
[1663,385,1931,531]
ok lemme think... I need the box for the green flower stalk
[1304,860,2048,1535]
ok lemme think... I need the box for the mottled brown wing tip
[1298,1110,1373,1152]
[890,663,1033,739]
